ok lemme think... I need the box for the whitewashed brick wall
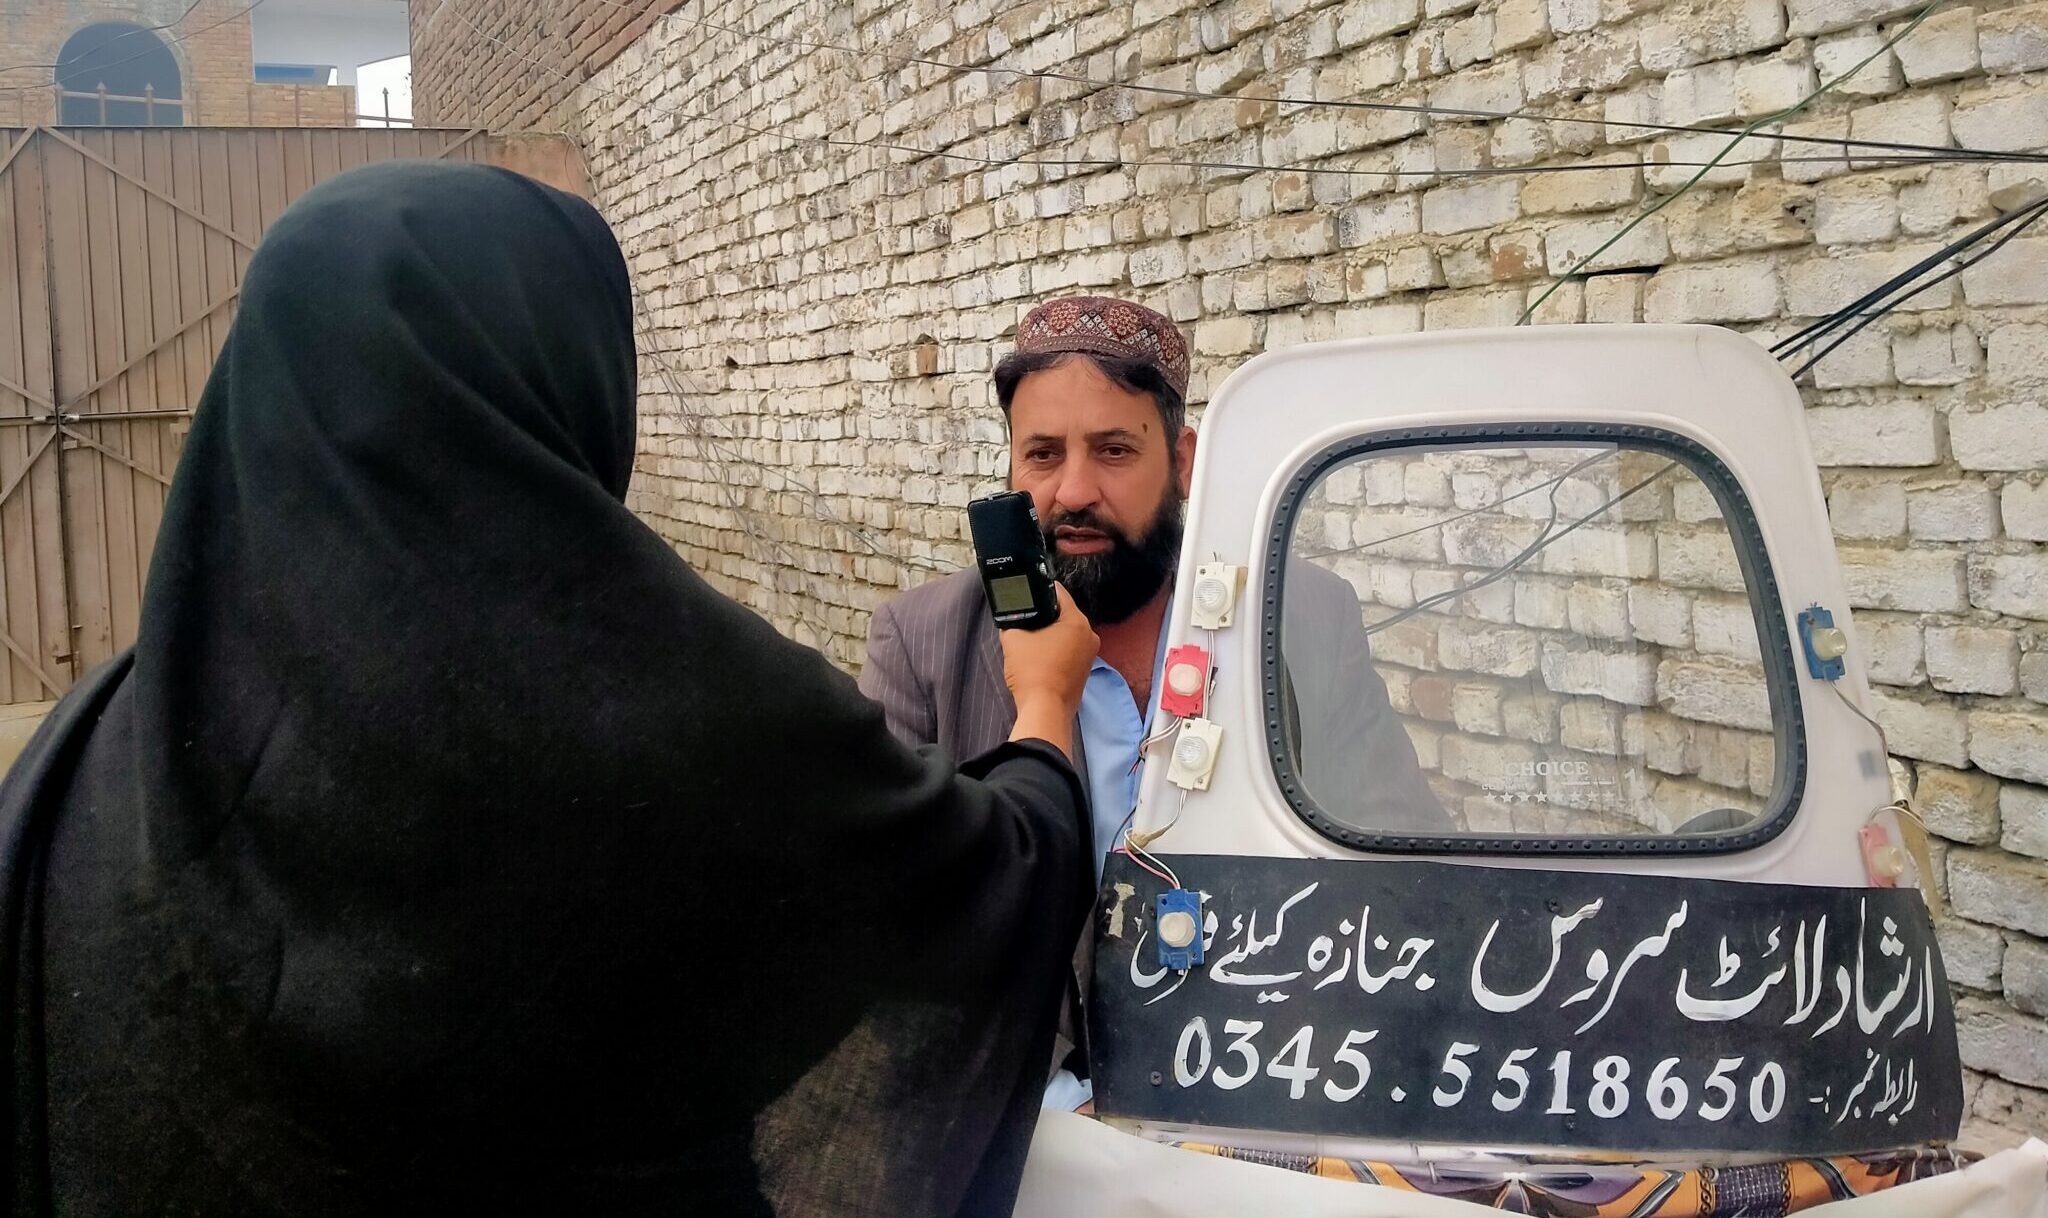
[421,0,2048,1150]
[1295,446,1781,834]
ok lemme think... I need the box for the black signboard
[1088,854,1962,1155]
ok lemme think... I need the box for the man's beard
[1042,492,1185,626]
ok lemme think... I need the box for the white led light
[1811,626,1848,661]
[1167,661,1204,697]
[1167,718,1222,791]
[1158,910,1199,949]
[1188,563,1244,629]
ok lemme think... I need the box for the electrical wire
[1825,681,1935,898]
[636,311,849,646]
[1118,836,1179,888]
[461,0,2048,388]
[1298,449,1612,562]
[460,0,2011,617]
[0,0,211,76]
[1130,788,1193,853]
[1360,458,1680,637]
[1520,0,1952,324]
[1783,197,2048,381]
[1773,197,2048,357]
[442,0,2036,204]
[558,135,963,581]
[1830,681,1894,773]
[1111,803,1142,851]
[1125,830,1183,888]
[1106,805,1167,885]
[1826,681,1927,834]
[576,0,2041,166]
[461,0,2031,375]
[1126,614,1219,853]
[0,0,271,92]
[1130,713,1183,775]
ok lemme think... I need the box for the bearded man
[857,296,1442,1112]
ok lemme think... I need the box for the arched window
[56,23,184,126]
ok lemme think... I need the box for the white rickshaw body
[1013,325,2048,1216]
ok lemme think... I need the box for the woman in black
[0,162,1098,1217]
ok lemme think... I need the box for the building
[0,0,408,128]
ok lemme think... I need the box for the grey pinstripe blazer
[856,570,1086,770]
[856,563,1448,1094]
[856,570,1098,1087]
[857,565,1446,842]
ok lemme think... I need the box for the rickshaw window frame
[1260,421,1810,857]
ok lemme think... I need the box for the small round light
[1158,910,1199,948]
[1193,577,1230,614]
[1811,626,1848,661]
[1167,661,1204,697]
[1871,844,1906,879]
[1174,734,1212,773]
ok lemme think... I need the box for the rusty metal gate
[0,126,490,705]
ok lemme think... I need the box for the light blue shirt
[1043,607,1172,1112]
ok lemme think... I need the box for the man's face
[1007,357,1197,625]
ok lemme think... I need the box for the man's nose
[1052,458,1101,512]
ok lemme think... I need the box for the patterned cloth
[1173,1142,1972,1215]
[1013,295,1191,397]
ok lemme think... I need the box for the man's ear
[1175,425,1197,497]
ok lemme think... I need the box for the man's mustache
[1044,509,1127,545]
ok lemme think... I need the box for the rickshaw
[1013,324,2048,1216]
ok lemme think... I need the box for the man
[858,295,1442,1110]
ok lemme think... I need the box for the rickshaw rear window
[1265,427,1804,855]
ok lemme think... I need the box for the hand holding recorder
[970,491,1098,761]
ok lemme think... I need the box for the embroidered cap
[1011,296,1191,399]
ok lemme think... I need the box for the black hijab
[0,162,1091,1216]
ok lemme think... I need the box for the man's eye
[1100,445,1134,459]
[1025,449,1059,463]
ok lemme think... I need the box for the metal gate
[0,126,490,704]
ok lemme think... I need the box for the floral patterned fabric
[1172,1142,1972,1215]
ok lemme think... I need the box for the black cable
[446,0,2048,181]
[1789,197,2048,381]
[585,0,2048,165]
[1358,459,1680,638]
[1300,450,1611,562]
[1772,199,2048,358]
[0,0,270,94]
[0,0,208,76]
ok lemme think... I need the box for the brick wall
[416,0,2048,1148]
[409,0,676,130]
[1294,444,1784,833]
[0,0,359,127]
[242,83,356,126]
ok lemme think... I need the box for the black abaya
[0,162,1092,1216]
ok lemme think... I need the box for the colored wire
[1131,788,1194,853]
[1118,838,1179,888]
